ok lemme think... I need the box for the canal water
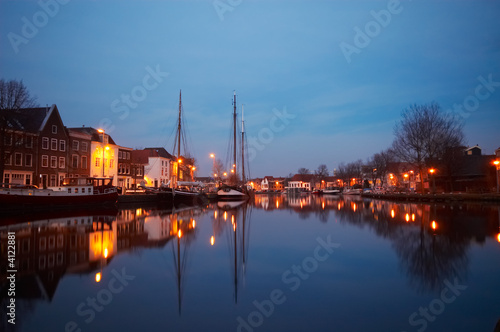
[1,195,500,332]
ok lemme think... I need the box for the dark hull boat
[0,177,118,211]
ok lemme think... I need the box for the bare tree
[298,167,310,175]
[0,79,38,110]
[0,79,39,184]
[392,103,464,193]
[212,158,224,178]
[370,148,395,187]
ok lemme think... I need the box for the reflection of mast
[233,91,237,174]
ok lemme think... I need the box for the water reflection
[1,196,499,331]
[252,194,500,294]
[213,201,252,303]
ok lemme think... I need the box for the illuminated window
[81,142,88,152]
[51,156,57,168]
[59,140,66,151]
[95,157,100,167]
[59,157,65,169]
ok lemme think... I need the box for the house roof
[68,127,117,145]
[2,106,52,133]
[130,150,150,164]
[143,147,175,159]
[290,174,315,182]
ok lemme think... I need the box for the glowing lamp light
[411,213,415,222]
[497,233,500,243]
[210,153,215,158]
[95,272,102,283]
[103,248,108,258]
[177,229,182,238]
[97,129,104,134]
[223,211,227,221]
[210,236,215,246]
[391,209,395,218]
[405,213,410,222]
[429,168,435,174]
[431,221,437,230]
[178,159,182,163]
[494,160,500,166]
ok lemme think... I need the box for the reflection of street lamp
[404,173,409,191]
[429,168,436,194]
[493,160,499,193]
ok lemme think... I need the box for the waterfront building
[1,104,69,188]
[142,147,175,188]
[288,174,315,191]
[67,128,91,179]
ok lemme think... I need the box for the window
[75,188,79,193]
[52,125,57,134]
[15,134,23,146]
[127,152,130,160]
[51,138,57,150]
[4,173,10,184]
[4,133,12,146]
[119,151,123,159]
[81,156,88,169]
[109,159,114,169]
[42,137,49,149]
[59,157,65,169]
[81,142,88,152]
[25,154,33,167]
[72,140,79,150]
[42,155,49,167]
[59,175,64,186]
[50,174,56,186]
[59,140,66,151]
[72,155,79,168]
[14,153,22,166]
[5,152,12,165]
[126,164,130,174]
[51,156,57,168]
[95,157,100,167]
[119,163,123,174]
[26,136,33,148]
[25,174,31,185]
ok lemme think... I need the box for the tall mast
[178,90,182,160]
[241,105,245,183]
[176,89,182,185]
[233,91,237,175]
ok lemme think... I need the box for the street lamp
[97,129,107,177]
[210,153,216,179]
[429,168,436,194]
[493,160,499,193]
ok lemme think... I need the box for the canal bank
[363,192,500,203]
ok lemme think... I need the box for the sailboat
[217,91,249,201]
[161,90,201,206]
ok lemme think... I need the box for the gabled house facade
[142,147,174,188]
[1,104,69,188]
[288,174,315,191]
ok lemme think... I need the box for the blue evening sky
[1,0,499,177]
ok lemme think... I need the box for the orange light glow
[223,211,227,221]
[231,169,235,173]
[210,153,215,158]
[404,173,409,179]
[497,233,500,242]
[97,129,104,133]
[405,213,410,222]
[494,160,500,166]
[322,202,325,210]
[210,236,215,246]
[431,221,437,230]
[429,168,435,174]
[391,209,395,218]
[177,229,182,238]
[337,202,341,210]
[178,159,182,163]
[411,213,415,222]
[192,220,196,228]
[214,210,218,219]
[103,248,108,258]
[95,272,101,282]
[276,200,279,208]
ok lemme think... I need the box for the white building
[142,147,175,188]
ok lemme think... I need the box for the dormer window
[52,125,57,134]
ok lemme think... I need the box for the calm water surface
[1,195,500,332]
